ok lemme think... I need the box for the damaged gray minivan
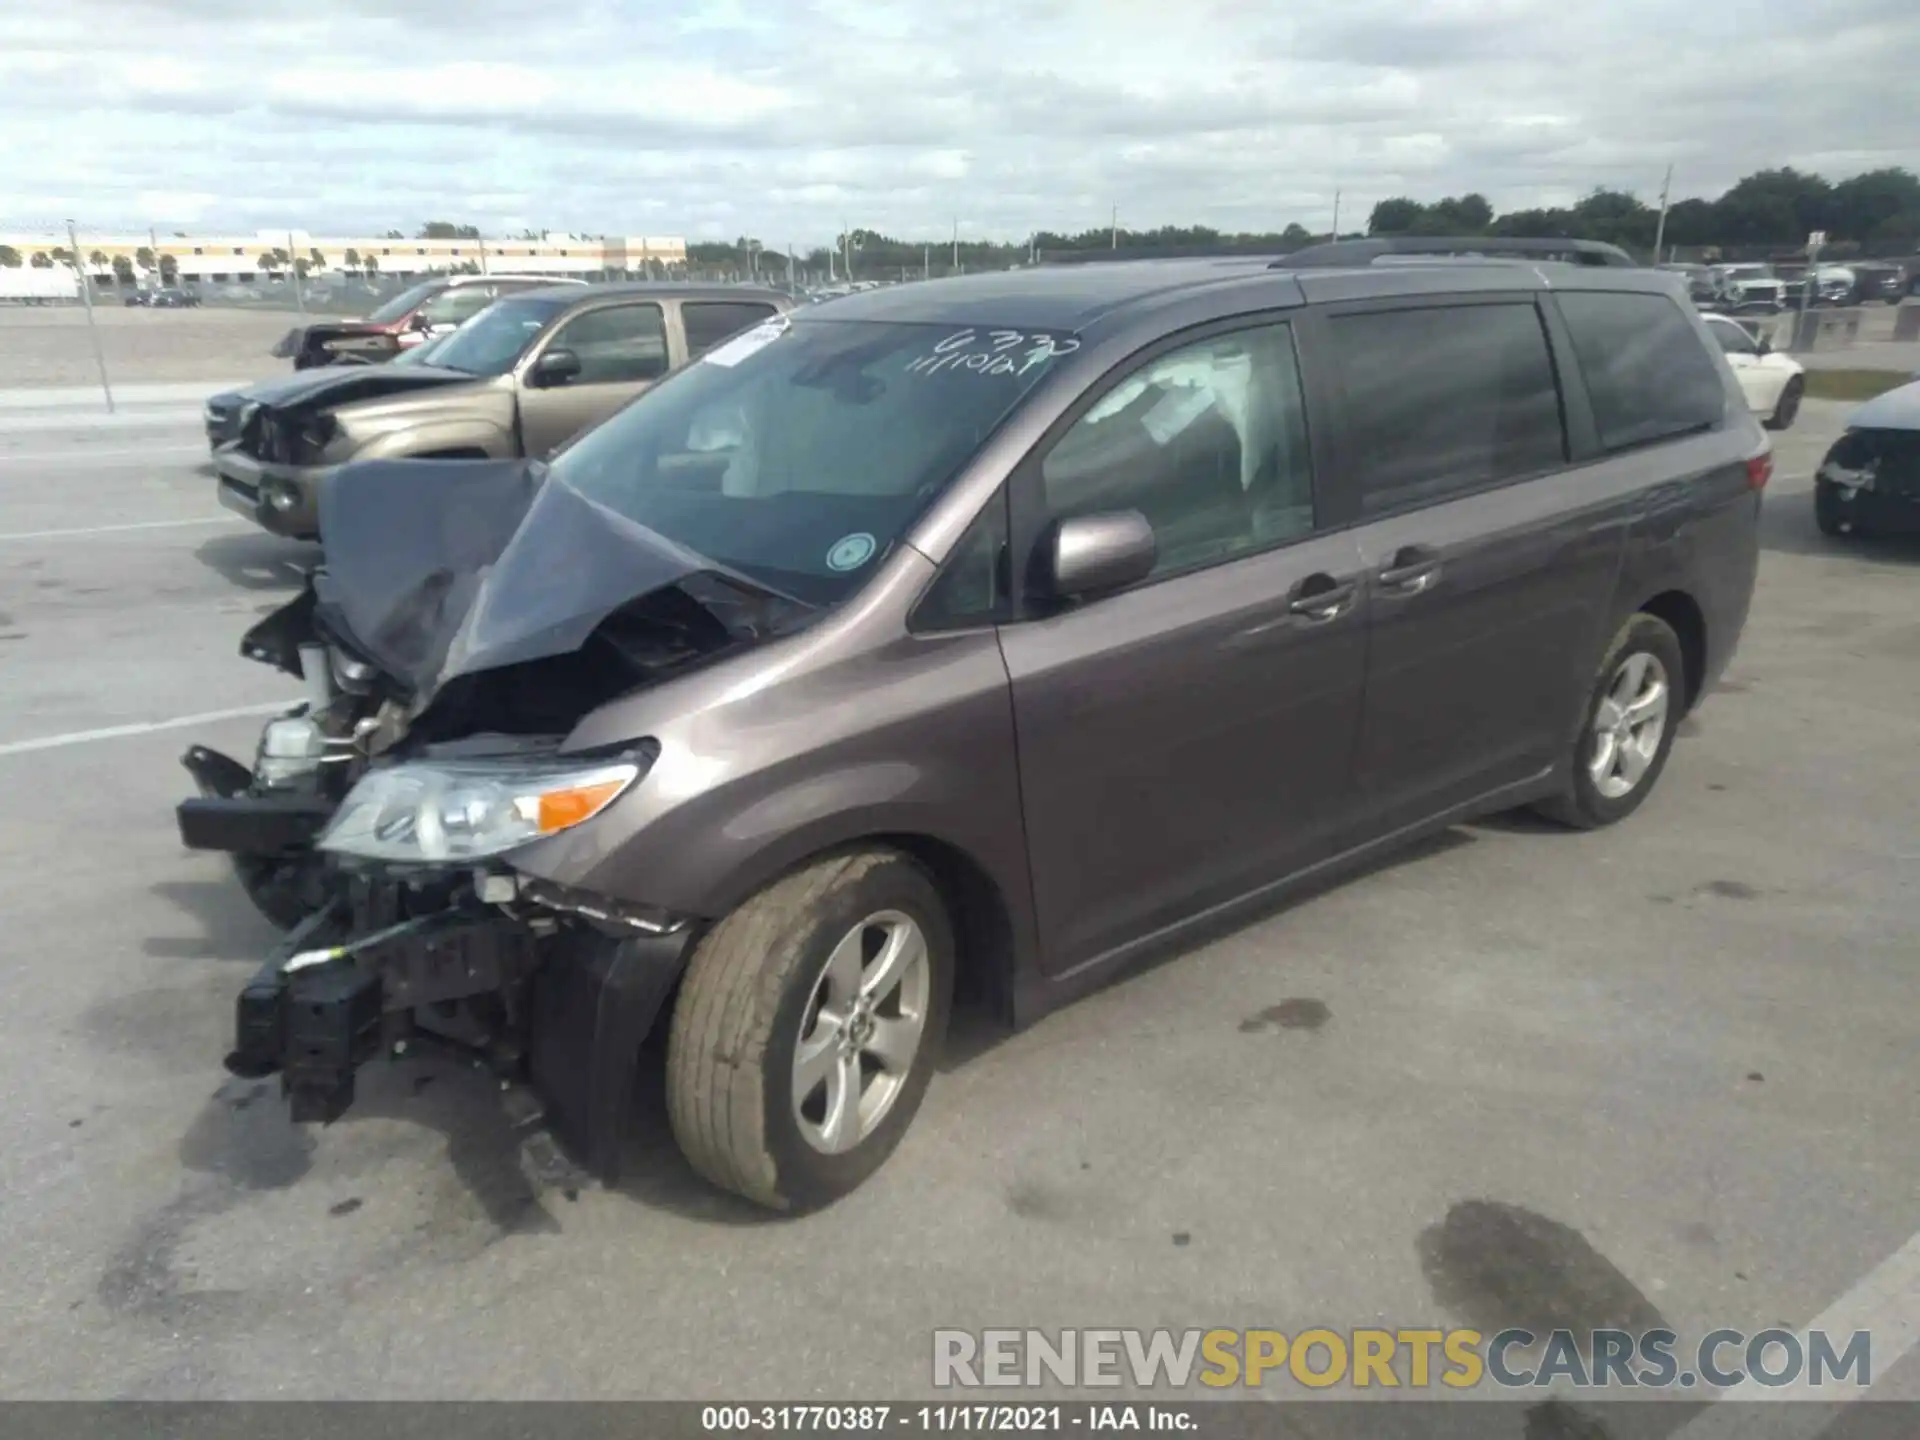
[178,242,1765,1210]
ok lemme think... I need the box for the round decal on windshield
[826,533,878,572]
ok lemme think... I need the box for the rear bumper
[213,447,326,539]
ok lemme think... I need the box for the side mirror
[532,347,582,387]
[1755,334,1772,356]
[1045,511,1156,599]
[409,313,434,332]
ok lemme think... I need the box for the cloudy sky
[1,0,1916,245]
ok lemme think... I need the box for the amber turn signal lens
[536,779,627,834]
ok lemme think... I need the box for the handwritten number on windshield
[906,329,1081,378]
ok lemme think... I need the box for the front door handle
[1377,545,1442,596]
[1287,574,1358,621]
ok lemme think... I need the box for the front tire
[666,848,954,1212]
[1534,614,1685,831]
[1764,376,1803,431]
[1814,480,1854,538]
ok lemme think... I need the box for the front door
[516,301,671,457]
[997,319,1371,976]
[1321,298,1629,839]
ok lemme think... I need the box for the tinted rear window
[1558,292,1727,451]
[1329,302,1566,516]
[683,301,780,357]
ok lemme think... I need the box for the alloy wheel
[792,910,932,1155]
[1587,652,1671,800]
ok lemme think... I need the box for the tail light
[1745,451,1773,492]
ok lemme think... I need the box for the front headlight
[320,757,642,862]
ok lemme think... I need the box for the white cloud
[0,0,1914,244]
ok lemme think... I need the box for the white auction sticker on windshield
[826,533,877,572]
[702,317,789,368]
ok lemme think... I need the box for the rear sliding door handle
[1376,545,1442,596]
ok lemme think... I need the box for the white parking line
[0,702,289,759]
[1671,1229,1920,1438]
[0,516,240,542]
[0,444,208,465]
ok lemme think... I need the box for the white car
[1703,313,1805,430]
[1709,263,1787,313]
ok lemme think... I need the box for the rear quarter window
[1557,291,1728,452]
[683,301,780,357]
[1328,301,1567,517]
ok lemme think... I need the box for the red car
[271,274,585,369]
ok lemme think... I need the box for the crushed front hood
[313,459,797,710]
[253,364,477,417]
[231,364,414,409]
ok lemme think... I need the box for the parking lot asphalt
[0,402,1915,1412]
[0,306,297,389]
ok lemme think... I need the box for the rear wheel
[1534,614,1685,830]
[666,848,954,1212]
[1765,376,1803,431]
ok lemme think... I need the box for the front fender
[507,623,1043,1006]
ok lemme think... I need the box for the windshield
[391,329,451,367]
[425,295,570,377]
[544,317,1077,605]
[367,281,443,324]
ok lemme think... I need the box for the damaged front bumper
[214,446,329,540]
[224,871,697,1182]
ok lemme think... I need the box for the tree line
[3,166,1914,281]
[680,165,1920,276]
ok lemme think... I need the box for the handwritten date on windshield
[906,329,1081,378]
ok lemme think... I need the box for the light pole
[1651,164,1674,264]
[67,219,113,413]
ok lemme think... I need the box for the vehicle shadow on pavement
[174,1058,577,1239]
[144,877,281,961]
[937,827,1482,1077]
[191,530,321,591]
[1760,493,1920,564]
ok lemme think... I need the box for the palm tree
[135,245,157,272]
[342,247,361,269]
[0,245,20,268]
[111,255,136,287]
[88,250,109,273]
[30,251,53,269]
[257,251,280,274]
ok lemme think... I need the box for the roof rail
[1275,237,1638,269]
